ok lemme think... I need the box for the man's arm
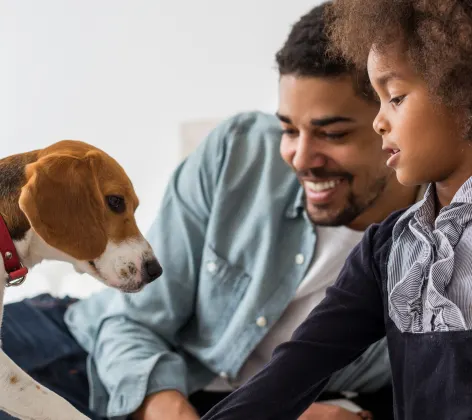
[65,116,240,419]
[201,223,387,420]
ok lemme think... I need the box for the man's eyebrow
[275,112,291,124]
[275,113,354,127]
[310,116,354,127]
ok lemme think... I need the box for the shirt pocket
[194,245,251,342]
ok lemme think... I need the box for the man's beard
[305,175,388,227]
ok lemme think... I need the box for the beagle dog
[0,140,163,419]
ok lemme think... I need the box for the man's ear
[18,152,108,261]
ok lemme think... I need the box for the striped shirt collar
[414,176,472,229]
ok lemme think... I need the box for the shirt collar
[451,176,472,204]
[414,176,472,228]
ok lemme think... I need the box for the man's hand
[132,390,200,420]
[298,402,372,420]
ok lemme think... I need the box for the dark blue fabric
[0,293,103,420]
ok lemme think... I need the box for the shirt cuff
[106,352,188,418]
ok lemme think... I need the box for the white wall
[1,0,320,302]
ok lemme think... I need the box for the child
[202,1,472,419]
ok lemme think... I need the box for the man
[0,3,422,420]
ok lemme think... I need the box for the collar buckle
[0,215,28,286]
[6,264,28,287]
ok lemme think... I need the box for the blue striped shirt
[388,177,472,333]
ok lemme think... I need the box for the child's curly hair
[325,0,472,120]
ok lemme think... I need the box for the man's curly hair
[326,0,472,116]
[275,2,375,101]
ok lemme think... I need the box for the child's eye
[389,95,406,106]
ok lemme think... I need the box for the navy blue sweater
[202,208,472,420]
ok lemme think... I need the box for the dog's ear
[18,152,108,261]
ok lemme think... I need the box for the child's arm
[202,221,389,420]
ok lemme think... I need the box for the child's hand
[298,403,373,420]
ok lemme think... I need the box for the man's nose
[292,135,327,172]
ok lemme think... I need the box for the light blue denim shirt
[64,111,390,419]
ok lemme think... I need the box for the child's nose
[373,110,390,135]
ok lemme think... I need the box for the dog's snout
[142,258,163,283]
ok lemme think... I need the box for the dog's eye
[106,195,125,213]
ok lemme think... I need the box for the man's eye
[282,128,298,136]
[322,132,349,139]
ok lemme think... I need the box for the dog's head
[18,140,162,292]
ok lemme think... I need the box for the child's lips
[386,149,401,167]
[386,148,400,156]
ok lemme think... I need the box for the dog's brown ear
[18,152,108,261]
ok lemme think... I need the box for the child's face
[367,43,465,188]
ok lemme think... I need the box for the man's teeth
[305,179,341,192]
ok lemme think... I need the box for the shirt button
[295,253,305,265]
[256,316,267,327]
[219,371,228,379]
[206,261,217,273]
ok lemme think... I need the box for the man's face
[278,74,394,228]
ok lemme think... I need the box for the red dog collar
[0,215,28,286]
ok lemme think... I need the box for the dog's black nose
[142,258,163,283]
